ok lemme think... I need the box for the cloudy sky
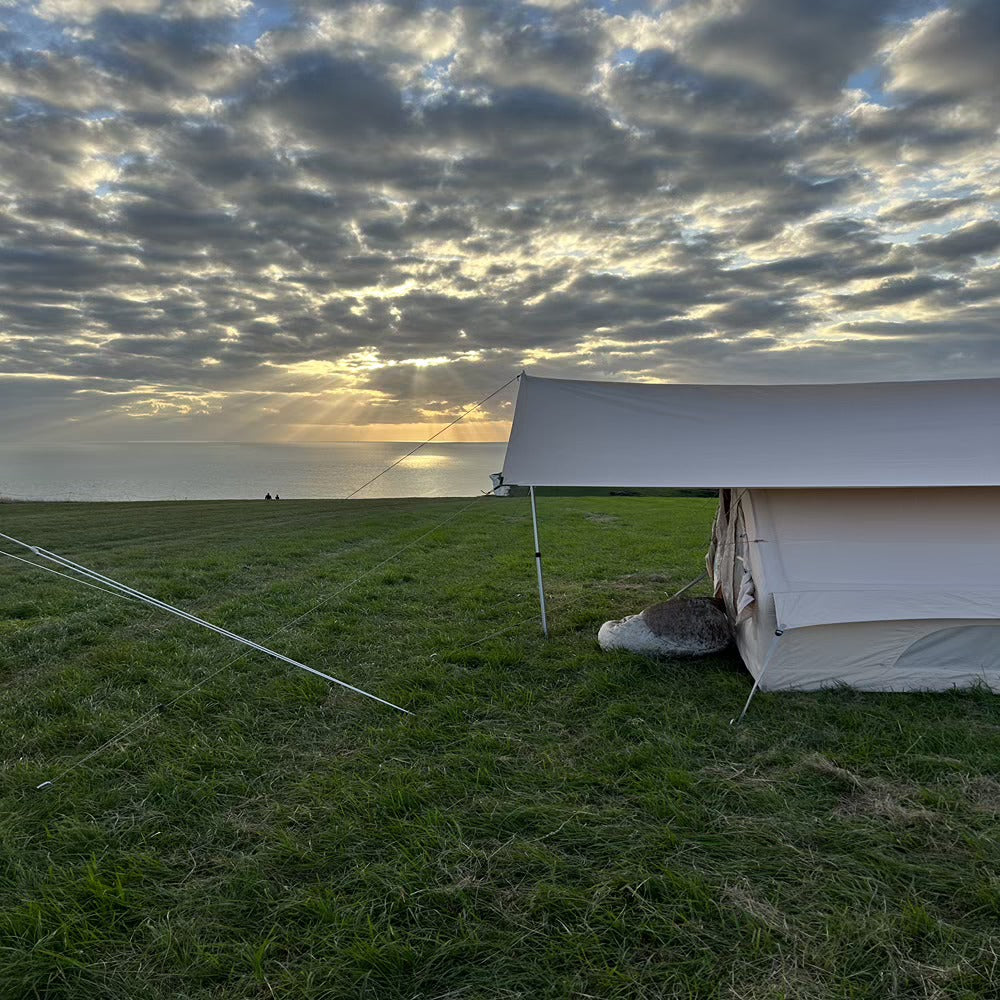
[1,0,997,442]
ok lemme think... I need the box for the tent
[500,373,1000,693]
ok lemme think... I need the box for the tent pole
[529,486,549,638]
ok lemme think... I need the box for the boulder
[598,598,731,657]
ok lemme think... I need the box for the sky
[0,0,997,442]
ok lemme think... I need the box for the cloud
[886,0,1000,103]
[916,221,1000,262]
[449,2,609,95]
[834,274,962,308]
[0,0,997,443]
[686,0,901,103]
[251,50,409,140]
[878,196,979,224]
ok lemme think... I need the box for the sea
[0,441,509,502]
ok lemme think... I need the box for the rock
[598,598,731,657]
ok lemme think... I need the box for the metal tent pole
[529,486,549,638]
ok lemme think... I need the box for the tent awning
[500,373,1000,488]
[773,590,1000,630]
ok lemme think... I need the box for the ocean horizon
[0,441,508,502]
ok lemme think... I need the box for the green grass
[1,496,998,999]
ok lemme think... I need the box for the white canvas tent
[500,373,1000,693]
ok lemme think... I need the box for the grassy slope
[0,497,998,1000]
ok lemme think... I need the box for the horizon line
[9,439,510,446]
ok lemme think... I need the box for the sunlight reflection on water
[0,441,506,501]
[397,452,451,468]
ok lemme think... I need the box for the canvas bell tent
[500,374,1000,693]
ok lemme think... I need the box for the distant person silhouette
[274,494,281,500]
[264,492,272,500]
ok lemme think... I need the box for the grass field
[1,496,999,999]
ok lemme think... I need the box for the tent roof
[500,373,1000,488]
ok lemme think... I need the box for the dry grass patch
[959,774,1000,814]
[584,512,622,524]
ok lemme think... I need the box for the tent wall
[754,487,1000,593]
[712,487,1000,692]
[759,619,1000,692]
